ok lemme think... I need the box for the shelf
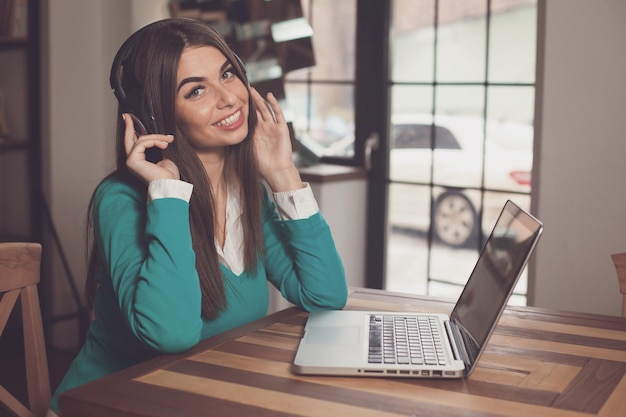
[299,163,366,183]
[0,232,32,243]
[0,36,28,49]
[0,137,30,151]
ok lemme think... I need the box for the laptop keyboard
[368,314,447,366]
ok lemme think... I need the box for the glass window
[275,0,537,305]
[285,0,357,160]
[390,0,435,83]
[386,0,537,305]
[436,0,487,83]
[488,0,537,83]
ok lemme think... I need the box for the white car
[388,114,533,247]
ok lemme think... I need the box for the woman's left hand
[251,87,303,192]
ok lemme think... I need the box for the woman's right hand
[123,113,180,183]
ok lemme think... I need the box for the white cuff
[273,183,319,220]
[147,179,193,204]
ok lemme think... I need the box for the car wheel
[432,192,477,247]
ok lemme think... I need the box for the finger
[251,88,274,122]
[138,133,175,144]
[264,92,284,123]
[135,135,174,155]
[122,113,137,156]
[256,100,277,124]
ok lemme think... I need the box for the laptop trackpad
[306,326,360,346]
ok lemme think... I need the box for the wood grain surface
[59,288,626,417]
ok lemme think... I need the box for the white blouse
[147,179,319,275]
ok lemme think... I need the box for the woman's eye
[222,69,235,81]
[185,86,204,99]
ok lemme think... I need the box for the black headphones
[109,24,154,134]
[109,19,247,162]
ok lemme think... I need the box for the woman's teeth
[213,110,241,127]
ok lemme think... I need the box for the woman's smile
[213,108,244,130]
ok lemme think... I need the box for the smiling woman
[47,18,348,417]
[174,46,250,151]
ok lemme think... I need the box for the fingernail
[122,114,126,121]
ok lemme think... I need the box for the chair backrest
[0,242,51,417]
[611,252,626,317]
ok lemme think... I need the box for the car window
[392,124,461,150]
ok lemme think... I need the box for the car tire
[432,191,478,247]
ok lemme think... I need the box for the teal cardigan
[51,177,347,412]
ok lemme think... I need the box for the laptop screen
[449,200,543,370]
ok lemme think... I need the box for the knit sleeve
[93,178,203,353]
[262,190,348,311]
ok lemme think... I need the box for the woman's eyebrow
[177,76,205,93]
[176,59,232,93]
[220,59,230,73]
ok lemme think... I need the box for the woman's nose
[216,85,236,107]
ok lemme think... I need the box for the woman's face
[174,45,250,153]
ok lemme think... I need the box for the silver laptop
[293,200,543,378]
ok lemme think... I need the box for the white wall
[308,173,367,290]
[130,0,170,30]
[530,0,626,316]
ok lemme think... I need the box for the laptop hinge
[445,320,470,368]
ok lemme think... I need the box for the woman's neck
[201,154,228,248]
[199,150,225,184]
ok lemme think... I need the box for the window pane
[433,86,485,189]
[386,183,430,294]
[389,85,433,184]
[389,115,434,184]
[285,82,355,157]
[390,0,435,83]
[435,85,484,116]
[429,245,479,300]
[436,0,487,82]
[485,87,535,192]
[305,0,356,81]
[428,188,484,299]
[390,85,433,116]
[488,0,537,83]
[432,115,484,189]
[487,85,535,123]
[285,0,356,159]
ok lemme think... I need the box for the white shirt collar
[215,182,245,275]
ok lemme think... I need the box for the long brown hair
[85,18,263,319]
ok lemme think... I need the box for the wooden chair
[0,242,51,417]
[611,252,626,317]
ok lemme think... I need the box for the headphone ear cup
[126,112,162,163]
[118,92,146,134]
[110,25,156,134]
[120,84,156,135]
[109,21,164,163]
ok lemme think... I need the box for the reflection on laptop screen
[450,200,542,366]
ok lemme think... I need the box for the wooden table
[59,288,626,417]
